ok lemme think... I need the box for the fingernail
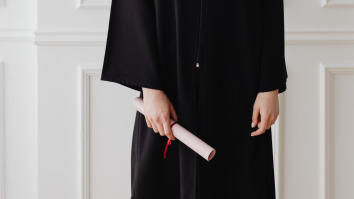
[251,122,255,128]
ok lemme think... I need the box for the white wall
[282,1,354,199]
[0,0,37,199]
[0,0,354,199]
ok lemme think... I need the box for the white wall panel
[37,0,110,31]
[80,64,137,199]
[281,44,354,199]
[0,1,37,198]
[36,46,127,199]
[320,65,354,199]
[0,0,36,29]
[37,47,102,199]
[285,0,354,30]
[0,40,37,199]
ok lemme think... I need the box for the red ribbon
[163,121,177,159]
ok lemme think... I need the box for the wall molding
[285,30,354,44]
[319,64,354,199]
[321,0,354,7]
[271,94,285,199]
[79,64,102,199]
[77,0,111,9]
[0,29,34,42]
[0,62,6,199]
[35,30,106,46]
[33,29,354,46]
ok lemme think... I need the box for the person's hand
[250,89,279,136]
[142,87,178,140]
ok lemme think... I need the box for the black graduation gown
[100,0,288,198]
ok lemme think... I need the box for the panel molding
[319,64,354,199]
[0,29,34,42]
[285,30,354,44]
[77,0,111,9]
[34,29,354,46]
[34,30,106,46]
[321,0,354,7]
[271,94,285,199]
[79,64,102,199]
[0,62,6,199]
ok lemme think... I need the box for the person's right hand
[142,87,178,140]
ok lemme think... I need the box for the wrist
[142,87,164,96]
[259,88,278,94]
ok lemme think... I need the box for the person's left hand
[250,89,279,136]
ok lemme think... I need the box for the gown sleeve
[100,0,163,92]
[258,0,288,94]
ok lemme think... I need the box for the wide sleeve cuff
[100,72,163,92]
[100,0,163,93]
[258,0,288,94]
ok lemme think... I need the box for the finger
[263,113,271,130]
[251,114,268,136]
[163,119,175,140]
[264,113,272,130]
[266,120,272,130]
[269,114,278,128]
[251,105,260,128]
[157,122,165,136]
[268,116,276,129]
[152,123,159,133]
[150,119,159,133]
[154,116,165,136]
[251,124,267,136]
[272,114,279,125]
[170,104,178,122]
[256,111,268,129]
[145,117,152,128]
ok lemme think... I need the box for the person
[100,0,288,198]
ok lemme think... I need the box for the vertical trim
[79,64,101,199]
[319,64,354,199]
[272,94,285,199]
[0,62,6,199]
[0,29,34,42]
[319,64,330,199]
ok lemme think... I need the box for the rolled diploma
[132,97,216,161]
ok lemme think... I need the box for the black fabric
[101,0,288,199]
